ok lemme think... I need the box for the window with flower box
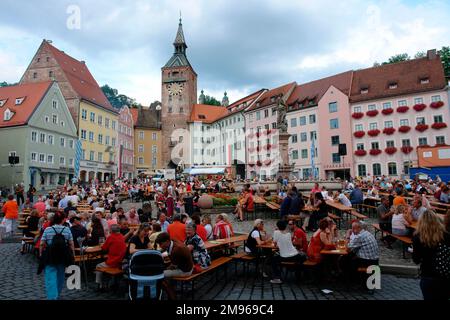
[431,95,441,102]
[384,121,393,128]
[368,104,376,111]
[354,106,362,113]
[414,97,423,105]
[386,141,395,148]
[371,142,380,150]
[400,119,409,126]
[369,123,378,130]
[398,100,407,107]
[355,124,363,131]
[402,139,411,147]
[434,115,443,123]
[383,102,392,109]
[357,143,365,150]
[416,117,426,125]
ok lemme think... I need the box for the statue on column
[276,96,288,133]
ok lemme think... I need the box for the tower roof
[164,17,192,69]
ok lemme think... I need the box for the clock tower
[161,17,197,168]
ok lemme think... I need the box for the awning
[182,168,192,174]
[188,167,226,175]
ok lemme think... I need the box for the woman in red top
[307,218,334,263]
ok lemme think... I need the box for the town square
[0,0,449,305]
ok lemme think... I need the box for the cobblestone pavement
[0,242,422,300]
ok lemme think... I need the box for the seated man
[288,219,308,253]
[95,224,127,290]
[70,216,88,248]
[349,184,364,205]
[155,232,194,299]
[411,195,427,221]
[213,214,233,239]
[157,213,170,232]
[345,221,379,279]
[167,214,186,242]
[125,207,140,225]
[118,217,134,242]
[334,190,352,207]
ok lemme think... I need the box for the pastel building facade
[118,105,135,179]
[0,82,77,190]
[349,50,450,178]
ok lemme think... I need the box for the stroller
[128,250,165,300]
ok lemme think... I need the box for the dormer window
[420,77,429,84]
[308,99,315,105]
[198,115,206,120]
[256,102,260,107]
[360,87,369,94]
[388,82,397,89]
[0,99,7,107]
[15,97,25,105]
[271,97,276,103]
[4,108,14,121]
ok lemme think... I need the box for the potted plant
[352,112,364,119]
[366,110,379,117]
[369,149,382,155]
[399,125,411,133]
[385,147,397,155]
[430,101,444,109]
[415,124,429,132]
[431,122,447,129]
[401,146,414,154]
[353,131,365,138]
[413,103,426,111]
[354,149,367,156]
[368,129,380,137]
[256,160,262,167]
[381,108,394,115]
[248,163,255,167]
[264,159,272,166]
[383,127,396,135]
[396,106,409,113]
[265,144,272,150]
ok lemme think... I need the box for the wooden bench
[280,259,319,281]
[231,252,257,276]
[349,210,368,220]
[95,266,124,276]
[360,204,378,217]
[172,256,232,299]
[372,223,412,259]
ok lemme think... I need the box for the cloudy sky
[1,0,449,105]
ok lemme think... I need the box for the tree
[101,84,141,109]
[438,46,450,78]
[414,51,426,59]
[203,95,221,106]
[0,81,17,87]
[382,53,410,65]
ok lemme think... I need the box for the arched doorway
[80,170,87,182]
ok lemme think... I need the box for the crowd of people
[0,173,449,300]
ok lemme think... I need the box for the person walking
[2,195,19,238]
[39,212,75,300]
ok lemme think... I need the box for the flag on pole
[74,139,82,178]
[311,136,317,179]
[118,144,123,179]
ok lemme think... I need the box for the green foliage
[438,46,450,77]
[212,196,238,206]
[414,51,426,59]
[0,81,17,87]
[101,84,141,109]
[203,95,221,106]
[382,53,410,65]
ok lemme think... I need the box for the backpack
[432,242,450,280]
[46,227,74,266]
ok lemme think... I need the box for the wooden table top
[320,248,349,255]
[326,200,353,212]
[409,213,445,229]
[204,234,248,250]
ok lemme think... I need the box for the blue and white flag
[74,139,82,178]
[311,136,317,179]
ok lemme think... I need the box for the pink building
[244,82,296,179]
[349,50,450,178]
[118,105,135,179]
[286,72,354,180]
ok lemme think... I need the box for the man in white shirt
[334,191,352,207]
[270,220,306,284]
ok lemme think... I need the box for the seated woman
[270,220,307,284]
[307,218,335,263]
[235,186,254,222]
[185,223,211,272]
[201,215,214,240]
[391,205,413,236]
[127,223,152,256]
[87,216,105,246]
[308,192,329,231]
[244,219,271,255]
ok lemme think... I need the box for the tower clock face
[166,82,184,96]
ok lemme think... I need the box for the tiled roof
[189,104,228,124]
[0,81,52,128]
[214,89,268,121]
[135,105,160,129]
[246,82,296,111]
[287,71,353,108]
[43,41,116,113]
[350,52,447,103]
[130,107,139,126]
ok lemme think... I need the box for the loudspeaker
[338,144,347,156]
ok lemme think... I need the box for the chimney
[81,61,85,64]
[427,49,437,60]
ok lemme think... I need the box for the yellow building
[79,101,119,182]
[20,39,120,182]
[131,105,162,175]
